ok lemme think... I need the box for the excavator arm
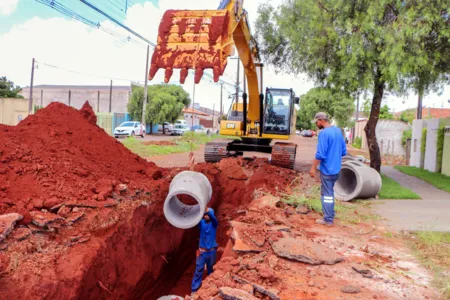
[149,0,262,129]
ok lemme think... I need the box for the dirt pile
[0,103,300,300]
[0,101,163,221]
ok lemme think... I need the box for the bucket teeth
[180,68,188,84]
[164,68,173,83]
[194,68,204,84]
[148,9,231,84]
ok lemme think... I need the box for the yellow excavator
[149,0,299,169]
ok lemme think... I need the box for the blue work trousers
[320,173,339,224]
[191,250,216,292]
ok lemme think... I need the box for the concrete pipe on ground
[163,171,212,229]
[334,160,382,201]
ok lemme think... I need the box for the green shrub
[402,128,412,146]
[436,126,445,172]
[421,128,427,155]
[352,136,362,149]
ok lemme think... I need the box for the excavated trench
[73,160,288,300]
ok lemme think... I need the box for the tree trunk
[417,86,424,120]
[364,71,385,173]
[162,123,165,134]
[150,122,153,135]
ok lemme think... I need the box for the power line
[36,60,143,82]
[36,0,241,90]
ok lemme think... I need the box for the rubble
[219,287,258,300]
[341,285,362,294]
[0,213,23,242]
[30,211,64,227]
[271,236,344,265]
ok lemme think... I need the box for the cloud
[0,0,447,112]
[0,0,19,16]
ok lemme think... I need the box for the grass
[410,231,450,299]
[122,132,234,157]
[282,186,380,225]
[378,174,421,199]
[395,166,450,193]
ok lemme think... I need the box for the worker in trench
[309,112,347,226]
[191,206,219,295]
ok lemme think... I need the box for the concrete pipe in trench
[334,160,382,201]
[163,171,212,229]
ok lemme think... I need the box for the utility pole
[109,80,112,113]
[97,91,100,112]
[68,90,71,107]
[219,83,223,122]
[191,83,196,128]
[213,103,216,129]
[29,58,35,114]
[40,90,43,107]
[142,45,150,124]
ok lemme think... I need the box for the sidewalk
[372,166,450,232]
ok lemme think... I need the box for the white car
[114,121,145,138]
[191,124,211,135]
[172,124,189,136]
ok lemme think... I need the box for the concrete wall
[377,120,410,156]
[0,98,29,125]
[442,126,450,176]
[424,119,440,172]
[354,119,409,156]
[21,85,131,113]
[410,119,426,168]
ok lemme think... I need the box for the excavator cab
[263,88,298,136]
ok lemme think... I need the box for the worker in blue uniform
[309,112,347,226]
[191,207,219,294]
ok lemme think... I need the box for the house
[182,107,216,128]
[395,107,450,120]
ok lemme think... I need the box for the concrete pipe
[334,160,382,201]
[163,171,212,229]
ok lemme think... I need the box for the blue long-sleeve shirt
[198,208,218,249]
[315,126,347,175]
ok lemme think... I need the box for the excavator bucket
[149,10,232,84]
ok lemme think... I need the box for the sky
[0,0,449,113]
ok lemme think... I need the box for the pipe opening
[178,194,198,206]
[335,168,358,196]
[166,193,202,228]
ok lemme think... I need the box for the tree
[362,99,393,120]
[0,77,24,98]
[399,109,415,124]
[255,1,449,172]
[297,87,355,129]
[127,84,190,133]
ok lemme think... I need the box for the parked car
[296,130,301,135]
[191,124,210,135]
[301,130,314,137]
[158,122,173,135]
[114,121,145,138]
[172,124,189,136]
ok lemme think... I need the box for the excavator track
[204,140,240,163]
[271,142,297,170]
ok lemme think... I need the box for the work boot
[316,219,333,227]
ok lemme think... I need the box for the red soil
[0,102,297,299]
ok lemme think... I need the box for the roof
[182,107,210,116]
[396,107,450,119]
[22,85,131,90]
